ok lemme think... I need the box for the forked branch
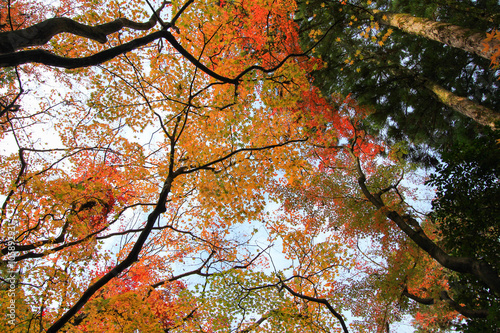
[351,148,500,295]
[276,276,349,333]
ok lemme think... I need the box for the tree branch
[402,287,489,318]
[0,1,168,53]
[351,148,500,295]
[181,138,308,175]
[277,277,349,333]
[46,170,179,333]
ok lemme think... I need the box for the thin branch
[182,138,308,175]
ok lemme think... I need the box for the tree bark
[373,10,499,61]
[422,78,500,129]
[362,51,499,129]
[395,65,499,129]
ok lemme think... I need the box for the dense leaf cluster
[428,131,500,330]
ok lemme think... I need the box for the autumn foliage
[484,29,500,72]
[0,0,498,332]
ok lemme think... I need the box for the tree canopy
[0,0,499,332]
[297,0,500,165]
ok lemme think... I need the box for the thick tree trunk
[362,50,499,129]
[373,10,499,61]
[422,78,500,129]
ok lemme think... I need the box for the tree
[370,9,499,61]
[292,4,500,329]
[296,0,500,163]
[2,0,497,332]
[271,90,499,331]
[0,0,325,331]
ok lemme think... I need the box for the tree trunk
[422,78,500,129]
[373,10,499,61]
[361,50,499,129]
